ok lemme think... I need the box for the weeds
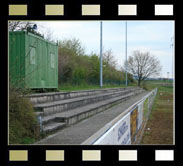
[9,87,40,144]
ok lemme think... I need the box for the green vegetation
[141,81,173,144]
[58,82,137,91]
[142,80,173,90]
[9,87,40,144]
[58,38,134,89]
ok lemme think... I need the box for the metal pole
[100,21,103,87]
[171,44,173,80]
[125,21,128,87]
[167,72,169,80]
[171,37,174,80]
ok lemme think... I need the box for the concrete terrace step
[43,122,66,134]
[34,88,139,116]
[41,89,144,133]
[28,87,138,105]
[36,90,148,145]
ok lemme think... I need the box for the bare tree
[126,50,162,86]
[43,28,54,41]
[103,49,117,68]
[9,21,35,31]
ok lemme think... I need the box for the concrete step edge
[42,122,66,133]
[34,88,140,110]
[29,87,139,105]
[41,90,144,127]
[36,90,141,116]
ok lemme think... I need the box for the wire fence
[59,77,132,86]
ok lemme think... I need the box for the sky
[36,21,174,78]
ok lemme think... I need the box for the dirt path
[141,88,173,144]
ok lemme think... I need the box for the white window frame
[30,46,36,65]
[50,53,55,68]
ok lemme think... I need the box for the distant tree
[43,28,54,41]
[126,50,162,86]
[58,38,130,86]
[103,49,117,68]
[58,38,86,84]
[103,49,118,82]
[59,38,85,56]
[88,54,100,83]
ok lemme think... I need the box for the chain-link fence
[59,77,132,87]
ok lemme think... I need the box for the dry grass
[141,86,173,144]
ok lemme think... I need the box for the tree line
[9,21,162,88]
[58,38,134,86]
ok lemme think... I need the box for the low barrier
[82,88,158,145]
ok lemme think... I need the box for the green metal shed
[9,31,58,89]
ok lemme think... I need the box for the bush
[58,38,134,86]
[9,88,39,144]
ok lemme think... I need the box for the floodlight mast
[100,21,103,88]
[170,37,174,80]
[125,21,128,87]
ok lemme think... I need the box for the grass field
[58,79,173,92]
[140,81,174,144]
[58,82,137,91]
